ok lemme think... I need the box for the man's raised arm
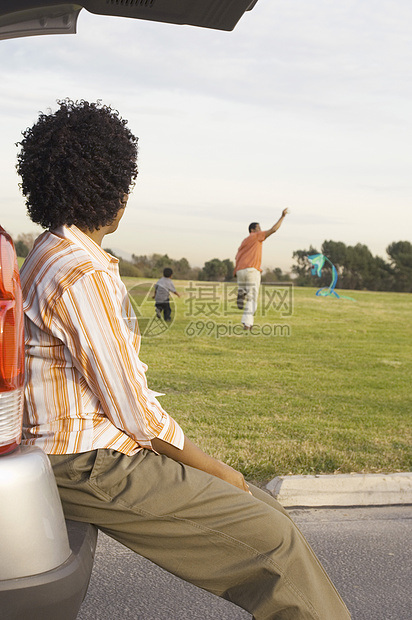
[264,208,289,239]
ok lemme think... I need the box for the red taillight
[0,226,24,455]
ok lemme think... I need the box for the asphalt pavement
[76,473,412,620]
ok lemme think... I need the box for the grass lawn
[126,278,412,484]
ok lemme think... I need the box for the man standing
[234,209,288,329]
[18,101,350,620]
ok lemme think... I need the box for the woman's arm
[151,435,250,493]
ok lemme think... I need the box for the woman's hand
[212,460,251,493]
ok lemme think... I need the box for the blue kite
[307,254,355,300]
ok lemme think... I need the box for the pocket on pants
[89,448,146,502]
[49,450,96,485]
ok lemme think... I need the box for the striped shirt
[20,225,184,456]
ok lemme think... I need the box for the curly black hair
[16,99,138,230]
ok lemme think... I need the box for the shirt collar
[53,225,119,269]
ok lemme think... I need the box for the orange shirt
[234,231,266,274]
[20,225,184,456]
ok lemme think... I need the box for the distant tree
[222,258,235,281]
[321,240,347,268]
[130,253,197,279]
[145,253,171,276]
[372,256,395,292]
[13,232,37,257]
[291,239,411,292]
[188,266,202,281]
[386,241,412,292]
[199,258,227,281]
[104,249,142,277]
[318,241,397,291]
[173,257,191,279]
[132,254,152,276]
[130,253,169,278]
[291,246,320,286]
[261,267,292,283]
[118,259,141,278]
[336,243,375,290]
[14,239,30,257]
[17,232,37,251]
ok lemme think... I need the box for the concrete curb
[266,472,412,508]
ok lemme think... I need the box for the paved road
[77,506,411,620]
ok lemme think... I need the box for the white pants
[236,267,261,327]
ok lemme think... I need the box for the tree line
[110,240,412,292]
[112,253,235,282]
[13,233,412,292]
[114,253,292,283]
[292,240,412,293]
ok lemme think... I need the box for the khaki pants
[49,449,351,620]
[236,268,261,327]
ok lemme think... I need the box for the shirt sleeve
[52,270,184,451]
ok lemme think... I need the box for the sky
[1,0,412,272]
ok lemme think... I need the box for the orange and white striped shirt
[20,225,184,456]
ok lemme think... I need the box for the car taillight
[0,226,24,455]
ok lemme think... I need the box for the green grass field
[126,278,412,484]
